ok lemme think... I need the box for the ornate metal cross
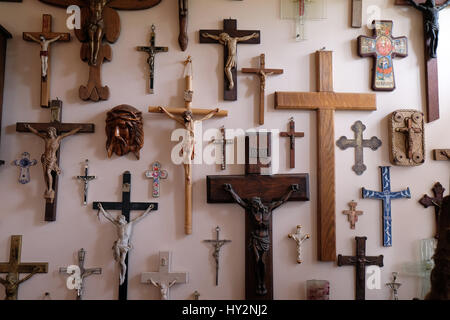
[419,182,445,239]
[203,226,231,285]
[342,200,363,229]
[280,118,304,169]
[145,161,168,198]
[77,159,96,206]
[385,272,402,300]
[13,152,37,184]
[288,225,310,264]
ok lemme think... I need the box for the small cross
[385,272,402,300]
[336,120,382,175]
[211,126,234,170]
[342,200,364,229]
[13,152,37,184]
[203,226,231,285]
[280,118,304,169]
[145,161,168,198]
[77,159,96,206]
[434,149,450,161]
[419,182,445,239]
[288,225,310,264]
[193,290,200,300]
[395,115,423,162]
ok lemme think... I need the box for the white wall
[0,0,449,300]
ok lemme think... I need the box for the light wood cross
[275,50,376,261]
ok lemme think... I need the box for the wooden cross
[337,236,384,300]
[13,152,38,185]
[141,251,188,300]
[0,25,12,166]
[206,132,310,300]
[336,120,382,175]
[200,19,260,101]
[279,118,304,169]
[275,50,377,261]
[362,166,411,247]
[145,161,168,198]
[342,200,363,229]
[242,54,283,125]
[0,235,48,300]
[92,171,158,301]
[419,182,445,239]
[352,0,363,28]
[23,14,70,108]
[16,99,95,221]
[392,111,424,164]
[76,159,96,206]
[203,226,231,286]
[358,20,408,91]
[434,149,450,161]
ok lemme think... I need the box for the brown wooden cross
[279,118,304,169]
[396,117,422,160]
[23,14,70,108]
[419,182,445,239]
[0,25,12,166]
[242,54,283,125]
[275,50,376,261]
[0,235,48,300]
[342,200,363,229]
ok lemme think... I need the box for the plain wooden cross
[358,20,408,91]
[145,161,168,198]
[337,236,384,300]
[342,200,364,229]
[0,235,48,300]
[279,118,304,169]
[0,25,12,166]
[203,226,231,286]
[352,0,363,28]
[207,132,310,300]
[419,182,445,239]
[23,14,70,108]
[242,54,283,125]
[362,166,411,247]
[275,50,377,261]
[200,19,260,101]
[92,171,158,301]
[16,99,95,221]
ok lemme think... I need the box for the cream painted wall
[0,0,449,300]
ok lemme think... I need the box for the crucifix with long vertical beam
[275,50,377,261]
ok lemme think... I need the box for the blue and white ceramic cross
[145,161,168,198]
[362,166,411,247]
[13,152,37,184]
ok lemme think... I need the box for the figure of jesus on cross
[24,34,61,80]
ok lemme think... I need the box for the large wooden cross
[275,50,376,261]
[23,14,70,108]
[16,99,95,221]
[279,118,304,169]
[0,25,11,166]
[206,132,310,300]
[419,182,445,239]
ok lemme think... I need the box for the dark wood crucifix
[275,50,377,261]
[23,14,70,108]
[279,118,304,169]
[16,99,95,221]
[0,25,11,166]
[39,0,162,102]
[207,132,310,300]
[337,236,384,300]
[93,171,158,301]
[419,182,445,239]
[200,19,260,101]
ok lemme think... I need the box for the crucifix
[395,0,450,122]
[178,0,188,51]
[137,24,168,94]
[13,152,37,184]
[275,50,377,261]
[0,235,48,300]
[362,166,411,247]
[16,99,95,221]
[287,225,310,264]
[23,14,70,108]
[145,161,168,198]
[200,19,260,101]
[203,226,231,286]
[211,126,234,170]
[141,251,188,300]
[59,248,102,300]
[357,20,408,91]
[337,236,384,300]
[419,182,445,239]
[207,132,310,300]
[93,171,158,301]
[280,118,304,169]
[342,200,363,229]
[148,56,227,235]
[0,25,12,166]
[77,159,96,205]
[39,0,162,102]
[352,0,363,28]
[336,120,382,175]
[241,54,283,125]
[386,272,402,300]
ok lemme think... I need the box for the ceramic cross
[13,152,37,184]
[357,20,408,91]
[362,166,411,247]
[288,225,310,264]
[385,272,401,300]
[280,118,304,169]
[337,236,384,300]
[141,251,188,300]
[419,182,445,239]
[211,126,234,170]
[352,0,363,28]
[203,226,231,285]
[342,200,363,229]
[145,161,168,198]
[77,159,96,206]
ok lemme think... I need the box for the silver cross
[203,226,231,285]
[77,159,96,205]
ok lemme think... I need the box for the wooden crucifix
[419,182,445,239]
[279,118,304,169]
[39,0,162,102]
[203,226,231,286]
[93,171,158,301]
[275,50,377,261]
[342,200,363,229]
[16,99,95,221]
[242,54,283,125]
[148,56,227,235]
[207,132,310,300]
[23,14,70,108]
[200,19,260,101]
[0,235,48,300]
[352,0,363,28]
[0,25,12,166]
[358,20,408,91]
[337,236,384,300]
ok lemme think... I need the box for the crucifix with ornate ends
[242,54,283,125]
[342,200,363,229]
[141,251,188,300]
[207,132,310,300]
[0,235,48,300]
[23,14,70,108]
[419,182,446,239]
[275,50,377,261]
[280,118,304,169]
[203,226,231,286]
[149,56,227,235]
[200,19,260,101]
[337,236,384,300]
[16,99,95,221]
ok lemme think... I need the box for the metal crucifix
[211,126,234,170]
[203,226,231,286]
[77,159,96,206]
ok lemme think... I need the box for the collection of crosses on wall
[0,0,449,301]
